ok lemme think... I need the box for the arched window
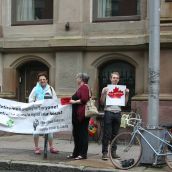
[99,60,135,111]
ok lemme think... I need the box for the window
[12,0,53,25]
[93,0,140,22]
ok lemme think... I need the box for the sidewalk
[0,135,170,172]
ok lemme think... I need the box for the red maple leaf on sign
[108,87,124,99]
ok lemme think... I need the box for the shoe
[50,147,59,154]
[34,147,41,154]
[102,153,108,160]
[121,159,135,168]
[111,151,120,159]
[67,154,75,159]
[74,155,87,160]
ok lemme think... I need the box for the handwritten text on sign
[0,98,72,134]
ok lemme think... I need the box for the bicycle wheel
[109,132,142,170]
[165,140,172,169]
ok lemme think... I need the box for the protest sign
[0,98,72,134]
[106,85,126,106]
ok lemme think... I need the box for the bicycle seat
[161,124,172,129]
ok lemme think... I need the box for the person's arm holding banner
[100,87,108,106]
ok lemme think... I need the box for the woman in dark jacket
[67,73,90,160]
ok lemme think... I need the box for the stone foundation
[131,100,172,126]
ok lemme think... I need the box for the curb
[0,160,118,172]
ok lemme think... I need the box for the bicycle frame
[130,124,172,157]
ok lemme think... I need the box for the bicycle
[109,115,172,170]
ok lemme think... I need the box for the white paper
[106,85,126,106]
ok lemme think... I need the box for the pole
[148,0,160,129]
[140,0,163,164]
[0,53,2,92]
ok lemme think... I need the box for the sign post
[140,0,163,165]
[148,0,160,129]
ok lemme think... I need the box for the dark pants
[102,111,121,154]
[72,118,90,158]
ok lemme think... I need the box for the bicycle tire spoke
[109,132,142,170]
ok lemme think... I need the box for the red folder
[60,97,71,105]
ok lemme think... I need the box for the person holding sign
[67,73,90,160]
[29,73,59,155]
[100,72,129,160]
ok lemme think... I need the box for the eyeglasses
[39,79,46,81]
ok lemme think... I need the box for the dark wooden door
[17,61,49,102]
[99,60,135,111]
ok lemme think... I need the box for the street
[0,134,171,172]
[0,171,23,172]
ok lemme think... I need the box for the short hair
[110,72,120,78]
[37,72,48,80]
[76,73,90,84]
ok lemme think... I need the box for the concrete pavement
[0,134,170,172]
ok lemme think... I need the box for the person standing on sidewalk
[100,72,129,160]
[29,72,59,155]
[67,73,90,160]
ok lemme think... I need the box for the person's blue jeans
[102,111,121,154]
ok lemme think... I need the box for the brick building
[0,0,172,124]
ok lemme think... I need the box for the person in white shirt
[29,73,58,154]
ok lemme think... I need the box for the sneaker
[67,154,75,159]
[102,153,108,160]
[111,151,120,159]
[74,155,87,160]
[34,147,41,154]
[121,159,135,168]
[50,147,59,154]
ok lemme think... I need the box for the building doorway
[99,60,135,111]
[17,61,49,102]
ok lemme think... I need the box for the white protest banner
[106,85,126,106]
[0,98,72,134]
